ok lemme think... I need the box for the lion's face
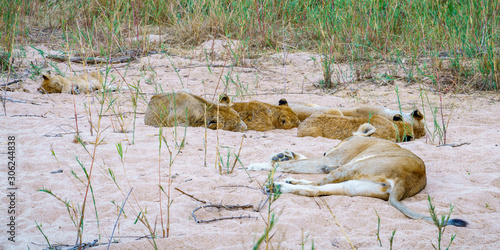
[277,111,300,129]
[410,110,425,139]
[275,99,300,129]
[207,106,247,132]
[38,74,64,93]
[392,114,415,142]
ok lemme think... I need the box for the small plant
[0,51,11,72]
[374,209,382,247]
[389,229,397,250]
[37,188,80,228]
[254,163,281,250]
[427,195,458,250]
[319,52,336,89]
[217,136,245,174]
[35,221,52,250]
[300,230,315,250]
[393,86,410,142]
[419,85,454,145]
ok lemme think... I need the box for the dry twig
[175,188,208,204]
[437,142,471,147]
[191,204,256,223]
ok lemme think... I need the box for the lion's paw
[263,181,294,194]
[264,182,281,194]
[246,163,273,171]
[283,177,314,185]
[284,177,299,184]
[270,150,297,163]
[273,181,292,193]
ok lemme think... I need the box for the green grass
[2,1,485,248]
[1,0,498,89]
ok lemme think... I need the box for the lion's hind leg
[284,177,315,185]
[275,180,390,199]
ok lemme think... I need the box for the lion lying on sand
[247,124,467,227]
[297,112,414,142]
[38,71,103,94]
[289,102,425,139]
[144,91,247,132]
[220,96,300,131]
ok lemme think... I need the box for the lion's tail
[353,123,376,137]
[388,188,468,227]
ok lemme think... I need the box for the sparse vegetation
[1,0,482,249]
[254,164,282,250]
[427,195,459,250]
[2,0,498,89]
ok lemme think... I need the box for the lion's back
[298,113,406,141]
[144,92,205,127]
[232,100,299,131]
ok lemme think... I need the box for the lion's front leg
[246,150,307,172]
[271,150,307,162]
[248,150,337,174]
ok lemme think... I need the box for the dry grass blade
[107,188,133,250]
[319,197,355,250]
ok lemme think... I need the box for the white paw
[270,150,296,162]
[246,163,272,171]
[274,181,293,193]
[284,177,299,184]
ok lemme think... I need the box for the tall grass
[2,0,498,89]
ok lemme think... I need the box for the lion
[222,96,300,131]
[297,112,414,142]
[246,124,467,227]
[288,101,342,121]
[340,106,425,139]
[288,102,425,139]
[144,91,247,132]
[38,71,103,94]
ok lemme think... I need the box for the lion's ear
[411,110,424,121]
[42,73,50,81]
[219,94,230,104]
[353,123,376,137]
[278,98,288,106]
[393,114,403,121]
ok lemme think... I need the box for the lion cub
[288,101,342,121]
[144,91,247,132]
[341,106,425,139]
[221,96,300,131]
[38,71,103,94]
[289,102,425,139]
[297,112,414,142]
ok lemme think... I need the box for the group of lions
[144,91,425,143]
[39,73,467,227]
[144,91,301,132]
[38,72,424,142]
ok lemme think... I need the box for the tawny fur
[340,106,425,139]
[288,101,342,121]
[246,124,467,226]
[297,113,414,142]
[38,71,103,94]
[289,102,425,139]
[144,91,247,132]
[230,99,300,131]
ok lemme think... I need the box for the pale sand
[1,45,499,249]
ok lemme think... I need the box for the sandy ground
[1,42,500,249]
